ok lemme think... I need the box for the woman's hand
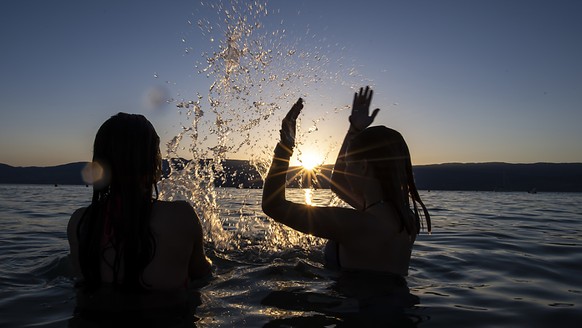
[349,86,380,132]
[280,98,304,149]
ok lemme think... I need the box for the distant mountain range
[1,161,581,192]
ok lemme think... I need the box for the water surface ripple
[0,185,581,326]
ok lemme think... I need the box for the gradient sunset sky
[1,0,581,167]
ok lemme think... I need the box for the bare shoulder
[68,207,87,237]
[339,204,402,246]
[70,207,87,221]
[152,200,200,229]
[154,200,197,217]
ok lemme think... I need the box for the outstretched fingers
[366,88,373,103]
[355,86,373,105]
[292,98,303,119]
[286,98,303,121]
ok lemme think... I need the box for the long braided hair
[347,126,431,235]
[77,113,161,291]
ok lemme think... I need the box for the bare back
[336,203,416,275]
[67,200,211,291]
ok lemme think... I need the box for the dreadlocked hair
[77,113,162,292]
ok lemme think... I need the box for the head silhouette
[79,113,161,291]
[92,112,161,195]
[346,126,431,234]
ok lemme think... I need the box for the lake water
[0,184,581,327]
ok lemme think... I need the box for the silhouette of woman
[68,113,211,293]
[262,87,430,275]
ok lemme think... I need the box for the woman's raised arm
[261,98,371,243]
[331,86,380,209]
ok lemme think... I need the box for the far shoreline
[2,161,582,192]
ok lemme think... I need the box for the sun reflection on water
[304,188,313,205]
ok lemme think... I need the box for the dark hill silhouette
[412,162,582,192]
[0,162,87,185]
[1,161,581,192]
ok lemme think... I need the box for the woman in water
[262,87,430,275]
[67,113,211,294]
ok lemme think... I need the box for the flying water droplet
[162,0,370,251]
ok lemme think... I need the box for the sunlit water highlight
[1,185,581,327]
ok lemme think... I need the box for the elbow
[261,190,268,215]
[261,186,276,218]
[261,196,284,222]
[261,179,287,220]
[261,201,275,218]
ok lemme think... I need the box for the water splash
[160,0,368,252]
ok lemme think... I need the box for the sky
[1,0,581,167]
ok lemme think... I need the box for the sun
[299,151,324,171]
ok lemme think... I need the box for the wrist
[348,125,363,134]
[347,117,364,134]
[274,142,293,159]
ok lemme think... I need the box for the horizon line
[3,160,582,169]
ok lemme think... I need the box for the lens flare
[299,152,323,171]
[81,161,110,189]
